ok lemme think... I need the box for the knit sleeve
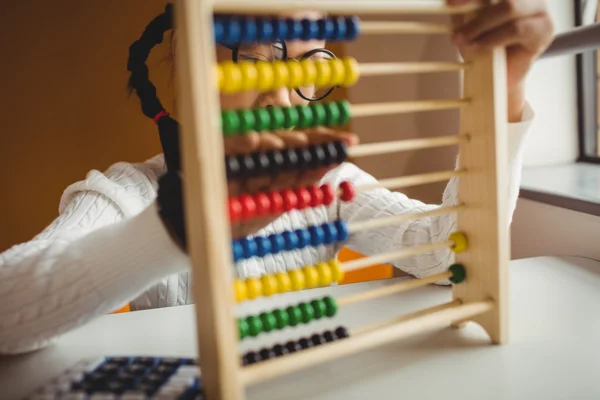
[0,173,188,355]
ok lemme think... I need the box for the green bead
[323,296,338,317]
[282,107,299,129]
[246,315,263,337]
[310,299,327,319]
[273,308,289,329]
[286,305,303,326]
[324,102,341,126]
[238,110,256,133]
[296,105,313,129]
[238,318,249,339]
[310,103,327,127]
[298,302,315,323]
[449,263,466,284]
[338,101,351,125]
[222,110,241,135]
[260,312,277,332]
[253,108,271,131]
[268,107,286,131]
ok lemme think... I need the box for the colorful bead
[323,296,338,317]
[232,241,244,262]
[214,19,225,43]
[346,16,360,40]
[253,108,271,131]
[302,265,319,288]
[261,274,279,296]
[269,233,285,254]
[329,259,344,282]
[329,59,346,87]
[321,184,335,205]
[272,19,288,39]
[272,61,289,88]
[287,61,304,88]
[311,299,327,319]
[275,271,292,293]
[320,19,335,40]
[449,231,468,253]
[268,106,285,131]
[222,18,242,43]
[282,231,299,251]
[338,101,351,125]
[228,198,242,221]
[325,102,341,127]
[340,181,356,202]
[310,103,327,126]
[256,19,274,41]
[239,17,257,42]
[234,279,247,302]
[309,225,325,246]
[308,185,324,207]
[335,220,349,242]
[449,263,467,284]
[222,111,240,135]
[260,312,277,332]
[247,315,263,337]
[298,302,315,323]
[254,193,270,217]
[238,110,256,133]
[288,268,305,291]
[314,60,332,87]
[239,61,258,91]
[238,318,249,339]
[255,237,271,257]
[332,16,347,40]
[343,57,360,86]
[287,19,303,40]
[316,262,333,286]
[297,105,313,129]
[267,191,284,214]
[295,187,311,209]
[273,309,289,329]
[286,305,303,326]
[282,106,299,129]
[300,59,317,87]
[322,223,338,245]
[241,238,257,259]
[239,195,256,220]
[220,61,243,93]
[255,61,274,91]
[281,189,298,211]
[246,278,262,299]
[301,19,319,41]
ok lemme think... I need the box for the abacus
[174,1,509,399]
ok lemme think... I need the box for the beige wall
[0,3,455,252]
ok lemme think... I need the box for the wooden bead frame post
[173,0,508,399]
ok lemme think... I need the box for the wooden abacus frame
[173,1,508,399]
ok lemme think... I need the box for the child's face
[216,11,326,110]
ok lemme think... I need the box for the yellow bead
[329,59,345,86]
[342,57,360,86]
[245,278,262,299]
[233,279,247,303]
[288,269,305,291]
[300,59,317,87]
[329,259,344,283]
[272,60,289,89]
[255,61,274,91]
[220,61,243,93]
[302,265,319,289]
[275,271,292,293]
[261,274,279,297]
[449,231,468,253]
[316,262,333,286]
[286,61,304,88]
[238,61,258,91]
[314,60,332,87]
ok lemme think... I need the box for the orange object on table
[338,247,394,284]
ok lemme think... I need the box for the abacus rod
[351,99,469,118]
[213,1,482,15]
[337,271,454,307]
[341,240,453,272]
[348,135,466,158]
[360,21,452,35]
[241,300,494,385]
[347,204,464,234]
[360,62,468,76]
[357,169,463,193]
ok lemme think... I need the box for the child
[0,0,553,354]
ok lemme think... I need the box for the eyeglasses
[222,40,337,101]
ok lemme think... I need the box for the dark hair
[127,3,180,173]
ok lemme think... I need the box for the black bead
[243,351,262,365]
[97,362,120,375]
[107,357,131,366]
[238,154,256,179]
[267,150,285,173]
[321,142,338,166]
[323,330,336,342]
[285,340,301,353]
[334,326,350,339]
[295,148,313,171]
[258,348,276,361]
[333,141,348,163]
[272,343,289,357]
[252,152,270,176]
[310,333,324,346]
[116,372,137,386]
[308,144,327,168]
[281,148,299,172]
[298,337,312,349]
[226,156,240,180]
[106,380,127,394]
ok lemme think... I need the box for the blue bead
[322,223,338,245]
[335,220,349,241]
[256,18,274,42]
[318,19,334,40]
[287,19,303,40]
[269,234,285,253]
[282,231,299,251]
[241,238,257,259]
[309,225,326,247]
[332,16,346,41]
[256,237,272,257]
[224,17,242,43]
[345,16,360,40]
[295,228,311,248]
[239,17,257,42]
[214,19,225,43]
[232,240,244,262]
[273,18,288,39]
[301,19,319,41]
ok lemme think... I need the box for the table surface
[2,255,600,400]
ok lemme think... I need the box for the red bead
[281,189,298,212]
[307,185,324,207]
[339,181,355,202]
[228,198,242,221]
[295,187,311,209]
[321,184,335,206]
[239,194,257,220]
[254,193,271,217]
[268,191,284,214]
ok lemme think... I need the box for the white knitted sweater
[0,108,532,354]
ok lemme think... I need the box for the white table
[2,256,600,400]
